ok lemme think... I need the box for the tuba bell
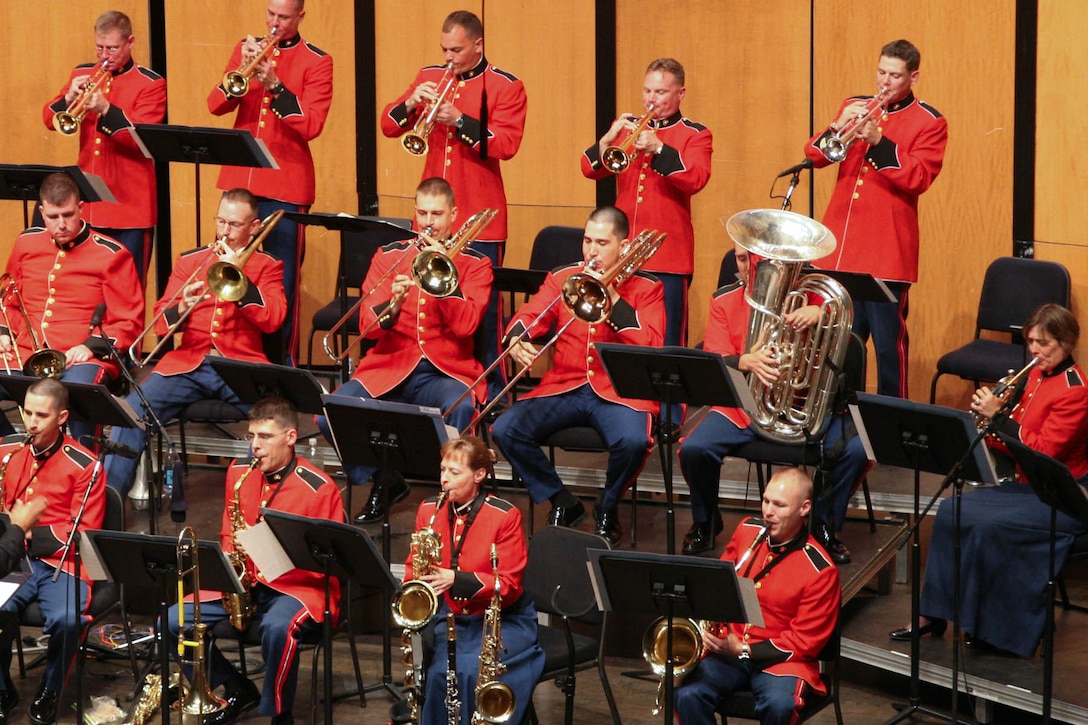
[725,209,853,444]
[642,617,704,716]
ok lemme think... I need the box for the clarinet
[445,611,461,725]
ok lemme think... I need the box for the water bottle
[164,443,178,497]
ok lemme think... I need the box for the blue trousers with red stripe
[674,653,806,725]
[852,282,909,398]
[0,560,89,693]
[167,584,320,717]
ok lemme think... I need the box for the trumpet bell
[817,136,848,163]
[561,274,611,324]
[391,580,439,630]
[725,209,837,262]
[402,132,429,156]
[23,349,66,379]
[206,261,249,303]
[223,71,250,99]
[52,112,80,136]
[412,250,458,297]
[475,680,516,724]
[601,147,631,173]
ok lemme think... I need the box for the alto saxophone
[471,544,515,725]
[223,458,259,631]
[0,434,32,513]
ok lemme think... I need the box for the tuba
[471,544,515,725]
[402,62,458,156]
[641,617,704,717]
[726,209,853,444]
[223,458,259,631]
[176,527,228,722]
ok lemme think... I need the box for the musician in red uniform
[166,397,343,725]
[0,172,143,442]
[403,436,544,725]
[674,467,840,725]
[0,378,105,725]
[582,57,712,348]
[804,39,947,398]
[490,207,665,545]
[209,0,333,363]
[104,188,286,497]
[43,10,166,282]
[381,10,527,396]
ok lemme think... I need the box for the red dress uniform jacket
[151,247,286,376]
[990,359,1088,479]
[703,279,753,429]
[804,91,947,283]
[220,456,343,622]
[44,59,167,229]
[382,58,527,243]
[505,264,665,412]
[352,241,492,402]
[208,34,333,205]
[723,517,840,694]
[0,434,104,583]
[3,224,142,379]
[404,494,526,617]
[581,111,713,275]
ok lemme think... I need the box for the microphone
[88,302,106,333]
[776,158,814,178]
[79,435,138,459]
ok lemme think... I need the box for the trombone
[0,274,67,378]
[602,104,655,173]
[175,527,228,721]
[53,60,112,136]
[223,27,279,99]
[451,228,667,433]
[128,210,284,367]
[322,208,498,364]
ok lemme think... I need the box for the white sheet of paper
[736,577,765,628]
[80,531,109,581]
[0,572,27,608]
[848,403,876,463]
[235,521,293,583]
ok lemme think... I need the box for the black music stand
[261,509,399,721]
[284,212,414,382]
[133,124,276,248]
[588,549,760,725]
[84,530,244,725]
[594,343,745,554]
[0,164,114,229]
[208,358,327,415]
[820,269,898,304]
[320,394,448,698]
[852,393,996,725]
[997,434,1088,724]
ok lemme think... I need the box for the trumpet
[601,104,656,173]
[402,62,458,156]
[53,60,112,136]
[451,228,667,433]
[0,274,67,378]
[322,208,497,364]
[128,210,283,367]
[223,27,279,99]
[974,357,1039,430]
[817,86,891,163]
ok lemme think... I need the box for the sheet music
[236,521,292,582]
[848,403,876,463]
[254,139,279,170]
[586,560,608,612]
[129,127,153,162]
[0,572,28,608]
[736,577,765,628]
[80,531,109,581]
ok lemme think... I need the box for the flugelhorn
[223,27,279,99]
[817,86,890,163]
[53,60,111,136]
[974,357,1039,430]
[128,210,283,367]
[402,62,457,156]
[175,527,228,722]
[0,274,67,378]
[452,228,667,433]
[322,208,497,364]
[602,104,655,173]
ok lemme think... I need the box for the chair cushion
[179,400,247,425]
[536,624,598,675]
[543,427,607,453]
[733,440,822,467]
[935,339,1027,382]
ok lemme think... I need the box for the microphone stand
[93,321,173,535]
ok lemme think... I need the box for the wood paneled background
[1,1,1078,407]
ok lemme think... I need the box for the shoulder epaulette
[461,247,487,260]
[803,542,834,572]
[918,100,943,119]
[62,444,94,469]
[712,279,744,298]
[304,41,328,57]
[137,65,164,82]
[20,227,44,237]
[483,495,514,513]
[1065,368,1084,387]
[92,234,123,253]
[490,66,519,83]
[179,246,208,258]
[0,434,26,446]
[295,465,328,492]
[381,239,414,253]
[423,63,447,72]
[75,62,97,70]
[633,270,661,284]
[552,261,582,275]
[682,118,708,132]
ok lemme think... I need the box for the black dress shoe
[828,539,852,565]
[547,501,586,528]
[28,687,59,725]
[814,521,851,564]
[0,685,18,725]
[353,472,410,524]
[203,677,260,725]
[889,618,948,641]
[682,516,724,555]
[271,712,294,725]
[594,508,622,545]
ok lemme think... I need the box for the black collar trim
[459,55,488,81]
[56,222,91,252]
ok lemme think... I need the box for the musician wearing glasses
[673,468,840,725]
[400,436,544,725]
[582,57,712,349]
[678,246,870,562]
[43,10,166,283]
[804,39,947,398]
[0,172,142,442]
[381,10,527,398]
[890,304,1088,656]
[103,189,286,498]
[0,378,105,725]
[317,178,492,524]
[490,207,665,545]
[166,398,343,725]
[209,0,333,364]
